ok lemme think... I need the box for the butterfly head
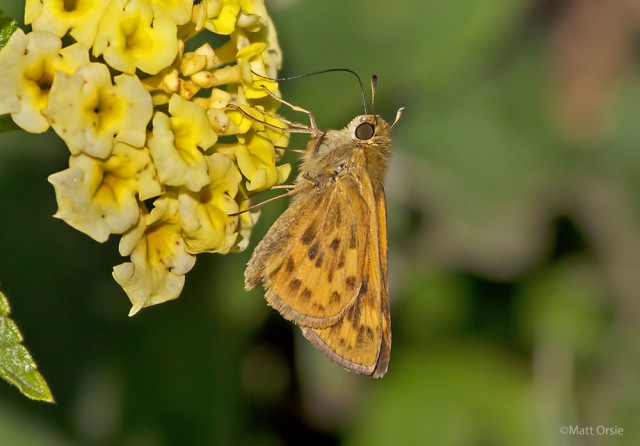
[348,114,391,147]
[348,107,403,145]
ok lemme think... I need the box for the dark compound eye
[355,122,375,140]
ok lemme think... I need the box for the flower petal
[149,0,194,25]
[45,65,153,158]
[26,0,111,47]
[93,0,180,75]
[0,30,89,133]
[206,0,240,35]
[235,130,290,192]
[113,194,196,315]
[236,42,278,99]
[148,94,218,192]
[179,153,243,254]
[48,143,162,242]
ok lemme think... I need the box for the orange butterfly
[245,77,403,377]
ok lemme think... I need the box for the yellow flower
[205,0,241,35]
[204,89,236,135]
[235,129,291,192]
[196,91,292,194]
[113,194,196,316]
[25,0,111,47]
[0,29,89,133]
[236,42,279,99]
[44,64,153,159]
[200,0,267,34]
[48,143,162,242]
[237,0,268,31]
[148,94,217,192]
[93,0,180,75]
[178,153,243,254]
[260,16,283,75]
[148,0,194,25]
[1,0,290,314]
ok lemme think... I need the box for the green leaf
[0,10,18,50]
[0,291,55,403]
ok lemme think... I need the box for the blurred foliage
[1,0,640,445]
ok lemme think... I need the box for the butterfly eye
[355,122,375,140]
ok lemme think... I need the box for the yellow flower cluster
[0,0,290,315]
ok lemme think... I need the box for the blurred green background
[1,0,640,444]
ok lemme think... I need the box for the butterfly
[244,76,403,377]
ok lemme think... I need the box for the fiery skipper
[244,76,403,378]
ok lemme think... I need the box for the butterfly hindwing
[374,185,391,377]
[302,169,391,377]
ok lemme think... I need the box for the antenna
[391,107,405,128]
[371,75,378,118]
[253,68,368,115]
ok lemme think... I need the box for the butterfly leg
[247,106,311,131]
[275,144,306,155]
[228,188,300,216]
[227,104,316,135]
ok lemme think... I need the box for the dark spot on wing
[335,207,342,225]
[312,303,325,312]
[346,276,356,289]
[366,327,375,341]
[337,253,345,269]
[358,277,369,297]
[330,238,340,250]
[307,241,320,260]
[356,325,367,345]
[301,288,312,299]
[302,225,315,245]
[348,303,362,329]
[290,278,301,291]
[330,291,341,303]
[286,257,295,272]
[349,228,357,249]
[314,253,323,268]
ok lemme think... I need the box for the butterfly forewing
[246,178,368,328]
